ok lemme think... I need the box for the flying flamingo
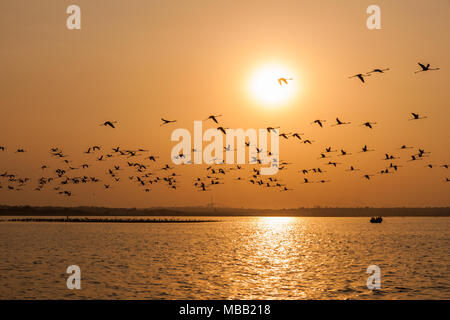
[266,127,280,133]
[278,78,292,85]
[217,127,228,135]
[367,68,390,74]
[408,155,422,161]
[292,133,303,140]
[331,117,351,126]
[205,115,222,124]
[415,63,440,73]
[409,113,427,121]
[311,120,326,127]
[349,73,369,83]
[338,149,351,156]
[361,121,377,129]
[160,118,177,126]
[100,121,117,128]
[360,145,374,153]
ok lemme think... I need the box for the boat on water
[370,216,383,223]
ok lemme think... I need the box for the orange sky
[0,0,449,208]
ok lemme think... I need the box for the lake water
[0,217,449,299]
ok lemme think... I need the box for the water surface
[0,217,448,299]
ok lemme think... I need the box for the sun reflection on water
[259,217,295,223]
[234,216,308,298]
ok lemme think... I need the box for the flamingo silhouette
[160,118,177,126]
[409,113,427,121]
[349,73,369,83]
[278,78,292,85]
[217,127,228,135]
[361,121,377,129]
[338,149,351,156]
[266,126,280,133]
[205,115,222,124]
[415,63,440,73]
[331,117,351,126]
[367,68,390,74]
[311,120,326,127]
[360,145,374,153]
[292,133,303,140]
[100,121,117,128]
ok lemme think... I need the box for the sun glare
[249,64,297,107]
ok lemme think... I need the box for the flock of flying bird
[0,62,448,199]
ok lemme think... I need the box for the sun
[249,64,297,107]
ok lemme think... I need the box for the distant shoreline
[0,206,449,217]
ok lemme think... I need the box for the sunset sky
[0,0,449,208]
